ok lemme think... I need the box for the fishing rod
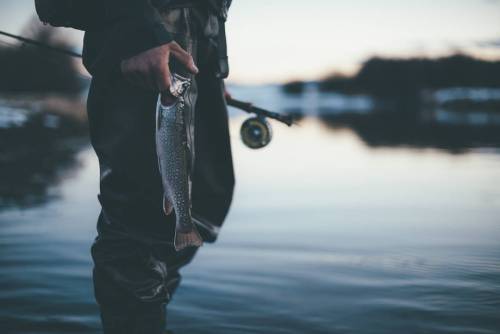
[0,30,82,58]
[226,97,294,127]
[0,29,295,148]
[226,96,294,149]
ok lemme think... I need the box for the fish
[155,73,203,251]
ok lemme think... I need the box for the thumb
[170,42,199,74]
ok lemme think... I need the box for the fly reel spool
[226,96,293,149]
[240,116,273,149]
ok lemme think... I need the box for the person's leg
[86,8,201,333]
[91,213,199,334]
[91,214,168,334]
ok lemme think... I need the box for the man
[36,0,235,333]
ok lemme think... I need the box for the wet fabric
[87,6,234,333]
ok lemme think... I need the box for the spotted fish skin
[155,75,203,251]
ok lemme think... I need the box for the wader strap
[215,18,229,79]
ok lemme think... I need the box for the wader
[87,5,234,333]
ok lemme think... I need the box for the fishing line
[0,29,295,146]
[0,40,77,68]
[0,30,82,58]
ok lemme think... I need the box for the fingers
[155,63,172,94]
[137,66,156,90]
[170,42,199,75]
[120,42,198,95]
[153,63,178,105]
[121,59,155,90]
[160,93,176,106]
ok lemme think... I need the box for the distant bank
[284,54,500,100]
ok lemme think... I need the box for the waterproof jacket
[83,3,234,243]
[35,0,234,242]
[80,0,230,76]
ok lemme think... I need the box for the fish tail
[174,225,203,251]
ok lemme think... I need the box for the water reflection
[278,83,500,151]
[318,113,500,152]
[1,87,500,333]
[0,112,88,209]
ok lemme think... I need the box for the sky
[1,0,500,83]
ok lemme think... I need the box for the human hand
[121,41,198,100]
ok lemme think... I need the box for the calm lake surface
[1,88,500,333]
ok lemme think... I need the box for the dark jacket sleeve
[83,0,172,76]
[104,0,172,59]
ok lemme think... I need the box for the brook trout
[156,73,203,251]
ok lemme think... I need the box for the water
[1,95,500,333]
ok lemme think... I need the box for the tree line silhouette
[284,54,500,98]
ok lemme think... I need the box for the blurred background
[1,1,500,333]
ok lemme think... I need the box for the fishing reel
[226,97,294,150]
[240,116,273,149]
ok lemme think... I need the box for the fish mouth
[169,73,191,98]
[158,73,191,107]
[160,95,178,107]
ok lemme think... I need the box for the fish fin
[174,226,203,251]
[163,195,173,216]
